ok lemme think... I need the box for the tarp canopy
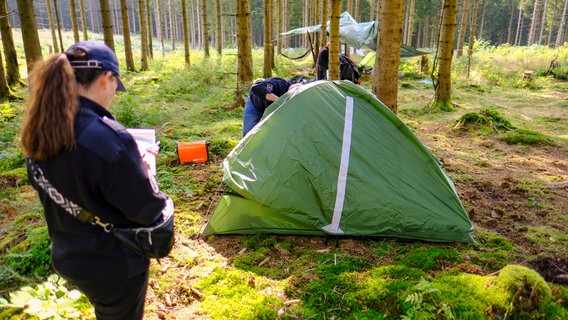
[202,81,475,243]
[280,11,428,57]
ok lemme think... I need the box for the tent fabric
[280,11,428,57]
[202,81,475,243]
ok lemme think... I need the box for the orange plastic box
[178,140,209,164]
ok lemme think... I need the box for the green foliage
[454,107,513,133]
[401,279,455,320]
[194,268,280,320]
[0,274,92,320]
[500,129,553,145]
[397,246,462,271]
[5,226,52,278]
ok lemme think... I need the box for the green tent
[203,81,475,243]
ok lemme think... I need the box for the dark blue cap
[66,41,126,92]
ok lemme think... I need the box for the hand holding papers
[127,128,158,175]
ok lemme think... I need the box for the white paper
[127,128,157,175]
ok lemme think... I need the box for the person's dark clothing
[316,46,329,80]
[67,271,149,320]
[27,96,169,319]
[243,77,291,136]
[249,77,291,113]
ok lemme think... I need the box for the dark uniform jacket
[249,77,291,113]
[27,97,168,281]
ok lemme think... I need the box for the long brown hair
[21,49,104,161]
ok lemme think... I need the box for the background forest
[0,0,567,319]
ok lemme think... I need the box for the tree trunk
[373,0,403,113]
[169,0,175,50]
[79,0,89,40]
[69,0,80,42]
[263,0,273,78]
[477,0,486,39]
[345,0,352,56]
[182,0,191,68]
[456,0,469,58]
[146,0,153,59]
[99,0,115,50]
[16,0,43,73]
[215,0,222,55]
[120,0,135,71]
[321,0,328,50]
[0,49,10,97]
[45,0,59,53]
[547,0,559,45]
[528,0,540,45]
[507,0,514,44]
[54,0,64,51]
[0,0,20,85]
[433,0,457,110]
[328,0,340,80]
[138,0,149,70]
[236,0,253,108]
[467,0,479,80]
[276,0,282,55]
[156,0,165,56]
[556,0,568,47]
[201,0,210,58]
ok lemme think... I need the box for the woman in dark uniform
[242,77,292,136]
[20,41,173,320]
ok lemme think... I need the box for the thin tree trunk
[79,0,89,39]
[556,0,568,47]
[16,0,43,73]
[45,0,59,52]
[236,0,252,108]
[201,0,210,57]
[276,0,282,55]
[120,0,135,71]
[467,0,479,80]
[321,0,328,50]
[156,0,165,55]
[547,0,559,45]
[433,0,457,110]
[507,0,514,44]
[100,0,115,50]
[54,0,64,51]
[169,0,175,50]
[182,0,191,68]
[263,0,272,78]
[477,0,485,39]
[69,0,80,42]
[215,0,222,55]
[456,0,469,58]
[373,0,403,113]
[328,0,340,80]
[138,0,149,70]
[0,48,10,97]
[539,0,548,44]
[146,0,153,58]
[0,0,20,85]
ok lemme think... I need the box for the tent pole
[307,31,316,67]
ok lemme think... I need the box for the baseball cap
[66,41,126,92]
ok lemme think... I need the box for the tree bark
[16,0,43,73]
[0,0,21,85]
[182,0,191,68]
[79,0,88,40]
[215,0,222,55]
[201,0,210,58]
[328,0,340,80]
[45,0,59,53]
[373,0,403,113]
[236,0,253,108]
[146,0,153,59]
[433,0,457,110]
[276,0,282,55]
[156,0,165,56]
[138,0,149,70]
[54,0,64,51]
[120,0,135,71]
[456,0,469,58]
[99,0,115,50]
[320,0,328,50]
[69,0,80,42]
[263,0,273,78]
[556,0,568,47]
